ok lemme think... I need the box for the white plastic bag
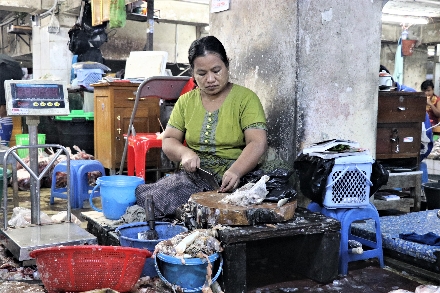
[8,207,53,228]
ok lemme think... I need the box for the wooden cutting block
[188,191,297,226]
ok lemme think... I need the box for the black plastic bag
[241,168,297,203]
[68,24,90,55]
[293,154,335,205]
[369,161,389,196]
[78,47,104,63]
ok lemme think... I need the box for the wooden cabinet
[376,91,426,165]
[92,82,161,172]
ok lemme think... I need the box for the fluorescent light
[382,14,429,25]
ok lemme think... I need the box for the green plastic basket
[15,134,46,158]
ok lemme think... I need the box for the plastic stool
[307,202,322,213]
[126,133,163,180]
[50,160,105,209]
[321,203,384,275]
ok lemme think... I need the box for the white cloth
[393,38,404,85]
[421,121,431,155]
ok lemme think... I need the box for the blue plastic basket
[115,222,187,277]
[75,68,103,90]
[322,154,374,209]
[155,252,223,293]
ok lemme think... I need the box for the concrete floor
[2,186,440,292]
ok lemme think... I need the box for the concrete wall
[211,0,383,165]
[100,21,198,64]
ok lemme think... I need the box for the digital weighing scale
[1,80,97,263]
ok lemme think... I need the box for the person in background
[136,36,268,218]
[421,79,440,128]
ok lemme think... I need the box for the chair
[319,203,384,275]
[126,133,163,180]
[120,76,194,180]
[50,160,105,209]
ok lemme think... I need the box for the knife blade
[196,167,220,190]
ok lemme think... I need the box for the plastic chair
[120,76,195,180]
[126,133,163,180]
[321,203,384,275]
[50,160,105,209]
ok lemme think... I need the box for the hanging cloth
[393,38,404,85]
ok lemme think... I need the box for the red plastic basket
[29,245,152,293]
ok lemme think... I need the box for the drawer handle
[397,107,406,111]
[127,97,145,101]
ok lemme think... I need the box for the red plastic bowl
[29,245,152,293]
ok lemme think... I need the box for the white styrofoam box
[124,51,168,79]
[323,154,374,209]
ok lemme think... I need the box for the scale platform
[1,222,97,262]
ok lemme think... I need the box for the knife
[196,167,221,190]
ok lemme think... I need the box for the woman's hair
[421,80,434,91]
[188,36,229,70]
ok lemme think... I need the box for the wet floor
[247,259,435,293]
[2,187,440,293]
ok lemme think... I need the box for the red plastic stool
[126,133,163,180]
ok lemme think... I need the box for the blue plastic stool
[321,203,384,275]
[50,160,105,209]
[307,202,322,213]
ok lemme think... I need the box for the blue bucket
[115,222,188,277]
[155,252,223,293]
[89,175,144,220]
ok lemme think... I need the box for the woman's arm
[432,99,440,118]
[220,128,268,192]
[162,127,200,172]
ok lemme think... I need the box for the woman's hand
[219,169,241,192]
[180,149,200,173]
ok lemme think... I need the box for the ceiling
[382,0,440,24]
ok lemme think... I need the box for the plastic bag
[51,211,83,226]
[369,161,389,196]
[241,168,296,203]
[110,0,126,29]
[68,24,90,55]
[8,207,53,228]
[293,154,336,205]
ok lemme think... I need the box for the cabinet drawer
[378,91,425,123]
[376,122,421,159]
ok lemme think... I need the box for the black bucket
[422,182,440,209]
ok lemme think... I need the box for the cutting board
[188,191,297,226]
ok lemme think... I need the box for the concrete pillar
[211,0,383,165]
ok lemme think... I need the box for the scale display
[5,80,70,116]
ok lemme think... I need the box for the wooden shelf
[7,25,32,35]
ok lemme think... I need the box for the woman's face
[424,86,434,98]
[192,53,229,96]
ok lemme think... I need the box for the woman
[422,79,440,127]
[136,36,268,218]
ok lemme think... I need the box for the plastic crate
[323,154,374,209]
[75,68,103,90]
[15,134,46,158]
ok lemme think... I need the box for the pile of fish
[220,175,270,206]
[154,228,223,259]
